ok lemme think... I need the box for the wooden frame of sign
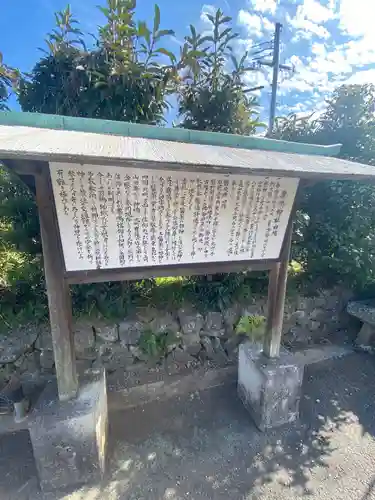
[6,158,298,402]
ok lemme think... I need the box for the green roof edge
[0,111,342,157]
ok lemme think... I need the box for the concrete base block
[356,323,375,348]
[238,342,303,431]
[28,369,108,491]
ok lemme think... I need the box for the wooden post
[35,165,78,401]
[263,219,293,358]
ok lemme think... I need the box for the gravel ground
[2,352,375,500]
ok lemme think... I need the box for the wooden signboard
[49,163,299,272]
[0,111,361,402]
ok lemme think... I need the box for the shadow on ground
[2,352,375,499]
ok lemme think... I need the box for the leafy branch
[0,52,19,111]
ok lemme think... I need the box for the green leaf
[70,27,83,35]
[155,29,175,40]
[155,48,176,63]
[153,4,161,34]
[199,35,213,45]
[230,54,239,70]
[235,315,265,339]
[190,24,196,38]
[219,27,232,40]
[138,21,148,38]
[188,49,207,58]
[243,66,259,72]
[94,81,108,89]
[140,24,151,46]
[225,33,238,44]
[44,40,55,54]
[141,72,156,79]
[239,52,247,67]
[219,15,232,24]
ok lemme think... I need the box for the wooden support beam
[35,165,78,401]
[263,262,280,356]
[1,158,42,176]
[263,218,293,358]
[66,259,275,285]
[1,159,38,194]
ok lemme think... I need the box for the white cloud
[327,0,339,12]
[287,0,335,41]
[345,69,375,85]
[216,0,375,121]
[244,68,270,88]
[337,0,375,70]
[250,0,277,14]
[278,102,310,115]
[262,17,274,34]
[237,10,262,37]
[287,55,303,68]
[279,39,355,100]
[279,75,315,94]
[279,53,345,98]
[339,0,373,39]
[335,39,375,68]
[288,14,330,40]
[296,0,336,24]
[237,10,275,38]
[311,42,326,57]
[311,49,351,75]
[200,4,217,25]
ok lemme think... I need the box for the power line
[249,40,273,51]
[249,41,273,61]
[251,51,273,61]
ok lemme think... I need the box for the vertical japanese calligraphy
[49,163,299,272]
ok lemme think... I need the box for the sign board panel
[50,163,299,272]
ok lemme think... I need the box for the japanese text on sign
[50,163,299,271]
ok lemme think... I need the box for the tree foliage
[0,52,19,111]
[3,2,374,324]
[177,9,264,133]
[19,1,179,124]
[273,84,375,289]
[0,3,265,322]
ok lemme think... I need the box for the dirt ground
[1,352,375,500]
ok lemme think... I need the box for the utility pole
[269,22,282,133]
[259,22,293,134]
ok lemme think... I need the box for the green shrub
[235,315,265,341]
[138,329,178,360]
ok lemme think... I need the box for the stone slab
[108,365,237,411]
[347,299,375,326]
[0,430,39,500]
[356,323,375,347]
[291,345,352,366]
[238,342,304,431]
[27,369,108,491]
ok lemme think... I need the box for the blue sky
[1,0,374,123]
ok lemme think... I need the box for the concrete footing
[238,342,304,431]
[28,369,108,491]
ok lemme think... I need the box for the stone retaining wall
[0,287,356,387]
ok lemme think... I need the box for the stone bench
[347,299,375,348]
